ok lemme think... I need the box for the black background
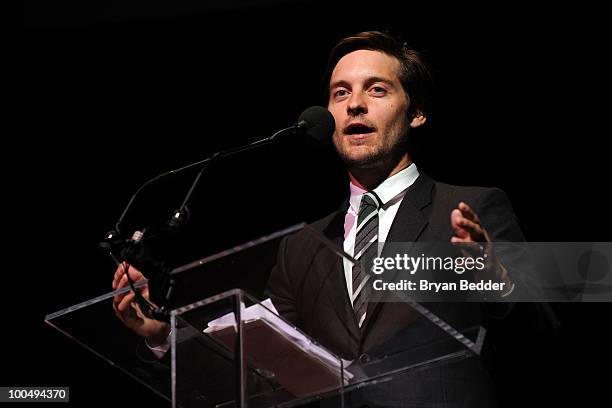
[13,0,611,406]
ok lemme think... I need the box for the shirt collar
[349,163,420,213]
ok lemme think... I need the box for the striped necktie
[352,192,380,328]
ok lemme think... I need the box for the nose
[347,92,367,116]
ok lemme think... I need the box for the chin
[344,152,386,169]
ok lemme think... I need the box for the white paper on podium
[204,298,353,378]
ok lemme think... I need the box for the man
[113,31,540,407]
[265,31,526,407]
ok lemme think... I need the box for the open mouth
[345,123,376,137]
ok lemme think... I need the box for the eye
[370,86,387,96]
[333,89,349,98]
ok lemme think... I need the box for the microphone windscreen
[298,106,335,143]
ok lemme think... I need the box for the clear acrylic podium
[45,224,486,407]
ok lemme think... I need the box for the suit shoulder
[433,181,511,208]
[282,207,345,250]
[309,209,345,232]
[434,181,505,198]
[432,180,521,239]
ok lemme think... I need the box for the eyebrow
[330,76,396,90]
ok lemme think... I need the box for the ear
[409,112,427,128]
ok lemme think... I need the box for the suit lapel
[319,203,362,342]
[360,173,435,335]
[383,173,435,248]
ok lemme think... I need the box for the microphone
[296,105,336,144]
[269,105,335,144]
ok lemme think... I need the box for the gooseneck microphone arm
[113,159,210,234]
[112,123,300,236]
[111,104,333,236]
[167,124,299,229]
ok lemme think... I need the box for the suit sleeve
[475,188,560,334]
[474,187,525,242]
[474,188,527,317]
[475,187,552,298]
[265,235,301,327]
[474,189,561,405]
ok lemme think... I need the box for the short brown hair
[324,31,433,118]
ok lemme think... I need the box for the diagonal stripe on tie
[352,193,380,328]
[356,209,378,233]
[354,220,378,252]
[351,270,370,300]
[354,234,378,259]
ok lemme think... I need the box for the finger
[113,287,129,310]
[451,236,479,249]
[113,264,144,290]
[141,286,151,301]
[118,291,136,312]
[451,236,482,250]
[113,281,128,302]
[125,265,145,283]
[132,301,150,320]
[118,302,139,323]
[116,274,129,289]
[450,238,486,265]
[112,294,127,319]
[112,262,127,289]
[451,209,470,238]
[113,298,129,320]
[117,269,145,289]
[457,217,485,241]
[458,202,480,224]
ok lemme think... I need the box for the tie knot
[360,192,381,211]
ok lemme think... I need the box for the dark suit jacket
[266,173,536,407]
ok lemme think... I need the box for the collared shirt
[343,163,420,326]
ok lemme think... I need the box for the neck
[349,154,412,190]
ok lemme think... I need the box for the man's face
[328,49,423,168]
